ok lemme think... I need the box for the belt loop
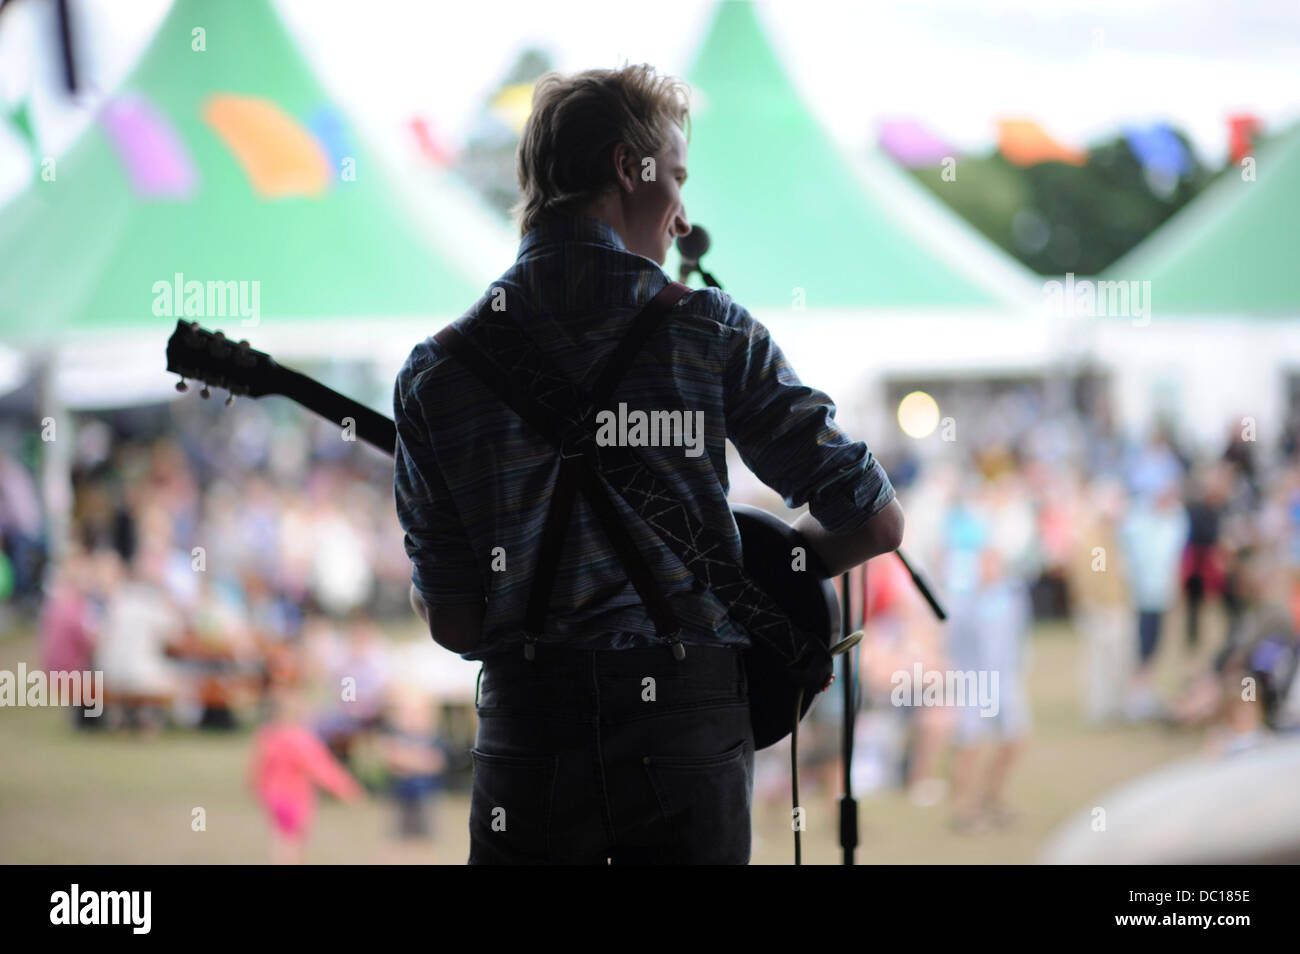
[523,633,538,661]
[475,664,484,707]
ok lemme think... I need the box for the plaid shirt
[393,215,895,661]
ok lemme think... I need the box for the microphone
[676,225,711,283]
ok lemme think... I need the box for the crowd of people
[774,412,1300,834]
[6,384,1300,851]
[19,399,457,859]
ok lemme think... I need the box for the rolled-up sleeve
[724,303,895,535]
[393,356,484,606]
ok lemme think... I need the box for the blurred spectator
[1124,426,1185,500]
[0,448,45,607]
[1203,554,1299,751]
[1119,481,1189,720]
[242,568,303,693]
[39,542,96,672]
[95,544,186,732]
[856,552,954,805]
[311,615,390,764]
[1066,478,1133,724]
[249,682,363,864]
[947,543,1034,832]
[1222,420,1261,508]
[1147,474,1299,739]
[1180,462,1232,649]
[942,482,1034,831]
[1032,463,1076,619]
[380,683,448,841]
[38,543,98,726]
[1284,466,1300,570]
[307,475,374,616]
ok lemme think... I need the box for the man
[394,63,903,864]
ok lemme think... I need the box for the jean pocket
[642,739,753,864]
[468,748,558,864]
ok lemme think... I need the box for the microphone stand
[841,567,858,864]
[680,258,948,865]
[681,260,720,289]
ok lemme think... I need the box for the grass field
[0,617,1211,864]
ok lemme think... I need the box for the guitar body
[732,504,841,750]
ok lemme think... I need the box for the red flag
[410,116,453,166]
[1227,113,1262,165]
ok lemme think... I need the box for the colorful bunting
[202,93,330,198]
[997,118,1087,167]
[1122,122,1192,177]
[5,98,39,161]
[305,105,351,179]
[877,118,957,167]
[410,116,453,166]
[1228,113,1262,165]
[489,82,535,136]
[99,94,197,199]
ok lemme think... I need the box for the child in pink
[249,685,362,864]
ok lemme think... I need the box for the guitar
[165,319,849,749]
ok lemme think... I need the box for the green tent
[674,0,1035,311]
[0,0,487,348]
[1104,125,1300,315]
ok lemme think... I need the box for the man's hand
[409,582,431,625]
[410,583,484,655]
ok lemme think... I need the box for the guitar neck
[274,366,396,456]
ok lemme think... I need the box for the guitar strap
[433,280,831,689]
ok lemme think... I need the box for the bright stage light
[897,390,939,439]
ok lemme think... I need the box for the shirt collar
[518,214,628,258]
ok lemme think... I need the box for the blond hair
[512,63,691,236]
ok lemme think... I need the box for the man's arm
[393,352,487,654]
[724,301,903,578]
[409,584,485,655]
[793,497,904,578]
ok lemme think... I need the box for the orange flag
[203,94,331,198]
[997,119,1087,167]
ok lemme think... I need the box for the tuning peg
[175,378,189,393]
[829,630,865,656]
[238,339,250,350]
[200,386,211,400]
[213,330,226,340]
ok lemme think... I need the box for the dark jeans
[1137,610,1163,664]
[469,643,754,865]
[1184,574,1204,648]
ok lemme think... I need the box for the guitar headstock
[165,320,280,402]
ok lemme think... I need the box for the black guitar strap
[433,280,831,688]
[436,281,689,661]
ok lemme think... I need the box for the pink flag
[100,94,197,199]
[877,118,956,167]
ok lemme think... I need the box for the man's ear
[610,140,638,193]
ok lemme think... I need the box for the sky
[2,0,1299,204]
